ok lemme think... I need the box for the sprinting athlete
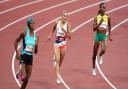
[14,18,39,89]
[15,27,31,81]
[48,12,71,84]
[92,3,112,75]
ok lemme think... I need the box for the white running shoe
[92,68,96,76]
[56,78,62,84]
[99,56,103,64]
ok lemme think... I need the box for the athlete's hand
[99,17,103,24]
[66,34,71,39]
[109,37,113,41]
[16,52,20,60]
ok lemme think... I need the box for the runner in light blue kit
[14,17,39,89]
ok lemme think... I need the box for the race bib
[99,22,108,29]
[58,32,65,36]
[25,45,33,52]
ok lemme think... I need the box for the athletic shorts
[54,36,66,49]
[54,41,66,49]
[20,54,33,65]
[95,32,107,42]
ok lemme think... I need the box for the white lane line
[12,44,21,87]
[0,0,43,15]
[59,75,70,89]
[96,60,117,89]
[69,0,111,15]
[73,3,128,32]
[0,0,78,32]
[111,18,128,31]
[0,0,10,4]
[96,18,128,89]
[11,0,111,88]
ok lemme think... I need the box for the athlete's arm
[34,35,39,54]
[66,22,71,39]
[108,16,112,41]
[93,17,103,31]
[14,32,25,58]
[47,21,57,40]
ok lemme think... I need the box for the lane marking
[0,0,43,15]
[96,60,117,89]
[0,0,10,4]
[111,18,128,31]
[11,0,111,88]
[0,0,78,32]
[59,75,70,89]
[12,44,21,87]
[73,3,128,32]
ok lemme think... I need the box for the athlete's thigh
[93,41,100,50]
[60,46,66,55]
[60,47,66,59]
[54,45,61,61]
[101,39,107,51]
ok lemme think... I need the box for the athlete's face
[100,6,106,13]
[29,22,35,31]
[62,14,68,23]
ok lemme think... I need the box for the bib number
[100,22,108,29]
[25,45,33,53]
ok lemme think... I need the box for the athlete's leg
[16,63,26,80]
[59,46,66,67]
[20,65,32,89]
[99,39,107,56]
[92,41,100,68]
[99,39,107,64]
[16,55,26,80]
[54,45,61,83]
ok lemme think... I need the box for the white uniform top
[56,21,68,37]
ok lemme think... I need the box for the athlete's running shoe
[92,68,96,76]
[16,72,25,81]
[56,78,62,84]
[19,75,25,81]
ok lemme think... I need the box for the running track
[0,0,128,89]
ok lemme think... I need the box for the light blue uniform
[22,28,37,55]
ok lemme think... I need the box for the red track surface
[0,0,128,89]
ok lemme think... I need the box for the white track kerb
[11,0,128,89]
[11,0,111,88]
[0,0,78,32]
[0,0,44,15]
[0,0,10,4]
